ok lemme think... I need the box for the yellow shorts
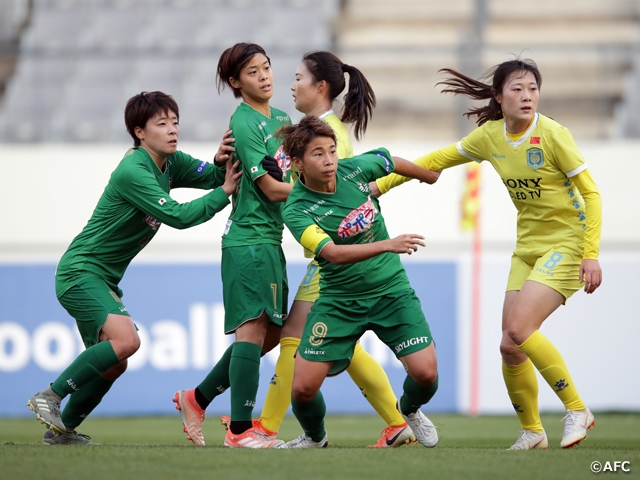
[294,259,321,303]
[506,246,584,300]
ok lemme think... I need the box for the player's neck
[304,176,335,193]
[504,116,534,135]
[140,146,167,172]
[305,101,332,119]
[243,98,271,118]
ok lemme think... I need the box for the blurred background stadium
[0,0,638,419]
[2,0,640,141]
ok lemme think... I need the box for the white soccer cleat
[278,433,328,449]
[27,388,65,434]
[508,429,548,450]
[397,401,438,448]
[224,428,284,448]
[561,408,595,448]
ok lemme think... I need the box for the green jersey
[221,102,292,248]
[283,149,411,299]
[56,147,230,295]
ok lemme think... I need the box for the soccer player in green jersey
[173,43,293,449]
[26,91,241,444]
[276,115,441,449]
[246,50,418,448]
[376,58,603,450]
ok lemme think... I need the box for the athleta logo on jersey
[394,336,430,353]
[337,196,378,239]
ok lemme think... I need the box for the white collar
[503,112,540,147]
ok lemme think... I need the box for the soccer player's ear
[262,155,283,182]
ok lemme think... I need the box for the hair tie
[342,63,349,71]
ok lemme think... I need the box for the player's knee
[505,325,527,346]
[500,340,520,358]
[291,382,318,403]
[113,333,141,359]
[103,359,128,380]
[410,367,438,387]
[500,336,528,364]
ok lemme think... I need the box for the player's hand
[579,259,602,294]
[369,181,381,198]
[423,169,442,182]
[387,234,426,255]
[214,129,235,166]
[221,159,242,196]
[262,155,283,182]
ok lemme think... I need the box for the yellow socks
[518,331,586,411]
[502,359,543,432]
[259,337,299,433]
[346,343,405,427]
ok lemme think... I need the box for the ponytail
[340,63,376,140]
[302,51,376,140]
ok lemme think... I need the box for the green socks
[61,376,115,429]
[51,341,120,398]
[399,374,439,415]
[196,344,233,408]
[291,391,327,442]
[229,342,262,422]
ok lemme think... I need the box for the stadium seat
[20,9,89,53]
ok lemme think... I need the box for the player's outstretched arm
[319,234,425,265]
[392,156,441,184]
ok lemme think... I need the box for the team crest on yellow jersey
[526,147,544,170]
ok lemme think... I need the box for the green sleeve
[113,162,230,230]
[169,151,227,190]
[233,118,271,181]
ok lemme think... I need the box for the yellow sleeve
[376,143,469,195]
[572,169,602,259]
[323,114,354,158]
[300,224,332,256]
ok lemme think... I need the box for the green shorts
[56,274,130,348]
[507,246,584,300]
[221,244,289,333]
[298,288,433,376]
[293,259,321,303]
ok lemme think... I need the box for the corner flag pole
[461,162,482,416]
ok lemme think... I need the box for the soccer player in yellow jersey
[375,58,602,450]
[246,51,417,448]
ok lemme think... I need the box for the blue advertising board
[0,262,456,417]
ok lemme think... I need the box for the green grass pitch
[1,413,638,480]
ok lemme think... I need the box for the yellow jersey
[377,113,602,259]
